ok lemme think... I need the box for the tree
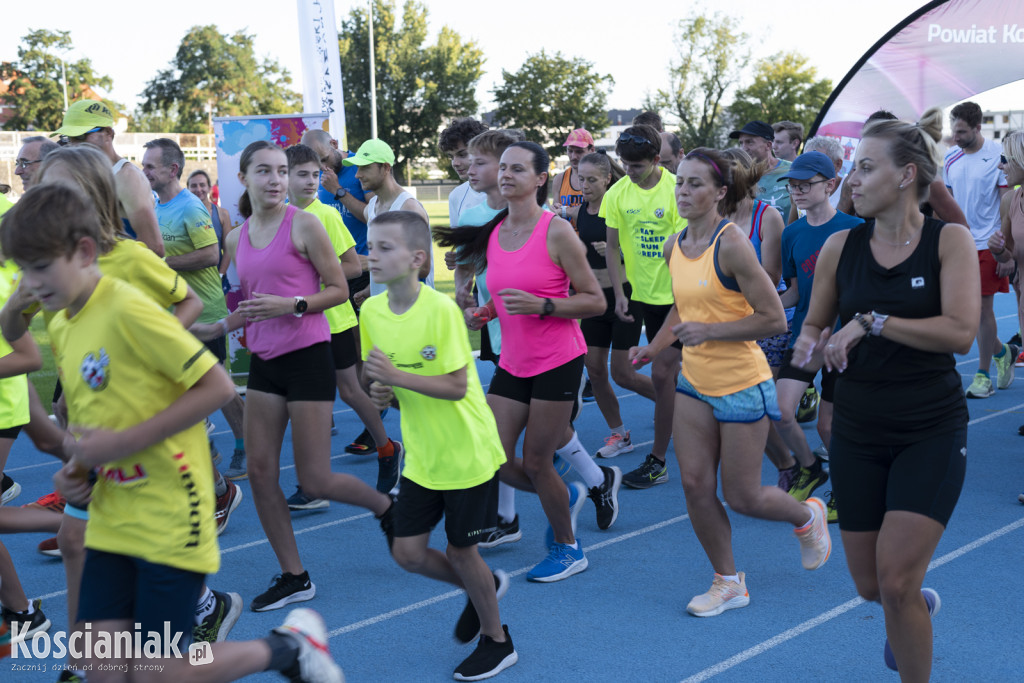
[492,51,613,158]
[339,0,483,183]
[139,25,301,134]
[1,29,116,131]
[727,52,833,137]
[650,12,750,150]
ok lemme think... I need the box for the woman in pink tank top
[195,142,394,610]
[437,142,604,582]
[632,148,830,617]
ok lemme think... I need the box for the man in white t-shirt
[945,101,1012,398]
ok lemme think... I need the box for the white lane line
[679,515,1024,682]
[328,512,691,638]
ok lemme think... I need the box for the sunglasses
[1001,154,1010,165]
[617,134,654,148]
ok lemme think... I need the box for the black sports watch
[293,296,308,317]
[334,187,348,200]
[539,298,555,319]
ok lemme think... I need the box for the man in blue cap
[730,120,794,224]
[773,151,863,522]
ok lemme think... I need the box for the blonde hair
[1002,131,1024,168]
[36,145,123,253]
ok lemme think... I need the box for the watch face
[295,298,308,314]
[543,300,555,315]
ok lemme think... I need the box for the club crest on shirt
[421,345,437,361]
[654,208,665,218]
[80,348,110,391]
[911,276,925,289]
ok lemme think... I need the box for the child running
[4,183,343,682]
[361,210,517,681]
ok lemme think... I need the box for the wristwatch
[870,311,889,336]
[294,296,308,317]
[334,187,348,200]
[539,298,555,319]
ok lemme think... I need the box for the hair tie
[597,148,608,156]
[686,151,725,184]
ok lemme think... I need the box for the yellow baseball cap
[51,99,115,138]
[342,139,396,166]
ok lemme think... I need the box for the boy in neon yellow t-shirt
[0,184,343,681]
[360,211,517,681]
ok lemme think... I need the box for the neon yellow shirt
[49,277,219,574]
[359,286,505,489]
[599,171,686,305]
[304,199,358,334]
[0,262,29,430]
[0,194,13,217]
[100,238,189,309]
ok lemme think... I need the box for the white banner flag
[296,0,347,150]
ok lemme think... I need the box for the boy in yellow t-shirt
[360,211,517,681]
[0,184,343,681]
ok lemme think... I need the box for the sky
[3,0,1023,126]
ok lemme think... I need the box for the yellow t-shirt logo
[80,348,110,391]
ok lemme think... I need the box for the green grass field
[26,200,472,403]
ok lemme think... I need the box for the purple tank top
[236,205,329,359]
[486,210,585,377]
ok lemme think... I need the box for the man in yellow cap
[342,139,430,303]
[52,100,163,256]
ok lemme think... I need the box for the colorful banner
[811,0,1024,148]
[296,0,347,150]
[212,113,330,376]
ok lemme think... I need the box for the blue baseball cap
[780,151,836,181]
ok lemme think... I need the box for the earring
[898,183,905,190]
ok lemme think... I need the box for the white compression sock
[556,431,603,488]
[497,482,516,524]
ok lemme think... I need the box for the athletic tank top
[558,171,584,210]
[576,201,621,271]
[745,199,789,298]
[1010,186,1024,250]
[367,191,430,296]
[669,220,772,396]
[832,217,967,443]
[236,205,329,360]
[486,211,586,377]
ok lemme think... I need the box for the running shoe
[453,625,518,681]
[544,482,587,549]
[686,573,750,617]
[224,449,247,480]
[812,444,829,462]
[795,497,831,570]
[1018,491,1024,504]
[588,465,622,530]
[526,540,588,582]
[621,454,668,489]
[205,418,215,437]
[596,431,633,459]
[1,599,51,642]
[22,490,66,513]
[478,515,522,549]
[1009,332,1022,349]
[215,479,244,535]
[788,465,828,502]
[0,475,20,505]
[345,427,376,454]
[376,440,403,494]
[581,378,595,403]
[287,486,329,511]
[777,464,800,492]
[553,453,571,478]
[995,343,1016,390]
[193,590,242,643]
[37,537,60,558]
[273,608,344,683]
[1016,350,1024,368]
[251,571,316,612]
[825,491,838,524]
[883,588,940,671]
[796,387,819,423]
[209,441,221,466]
[454,570,509,643]
[966,372,995,398]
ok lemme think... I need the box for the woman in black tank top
[792,111,979,680]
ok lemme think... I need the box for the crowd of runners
[0,94,1017,683]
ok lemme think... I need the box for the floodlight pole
[60,56,68,111]
[368,0,378,139]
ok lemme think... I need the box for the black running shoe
[376,441,403,494]
[477,515,522,549]
[454,570,509,643]
[345,427,376,454]
[1,599,50,642]
[588,465,622,530]
[193,590,242,643]
[453,625,518,681]
[250,572,316,612]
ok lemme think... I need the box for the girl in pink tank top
[438,142,605,582]
[632,148,829,616]
[195,142,394,605]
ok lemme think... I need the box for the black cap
[729,120,774,142]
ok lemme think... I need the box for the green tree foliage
[1,29,116,131]
[139,25,301,134]
[492,51,613,157]
[728,52,833,137]
[339,0,484,183]
[650,12,750,151]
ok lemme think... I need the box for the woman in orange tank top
[631,148,832,618]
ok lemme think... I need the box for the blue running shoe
[884,587,940,670]
[544,482,585,549]
[526,540,588,583]
[553,454,571,479]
